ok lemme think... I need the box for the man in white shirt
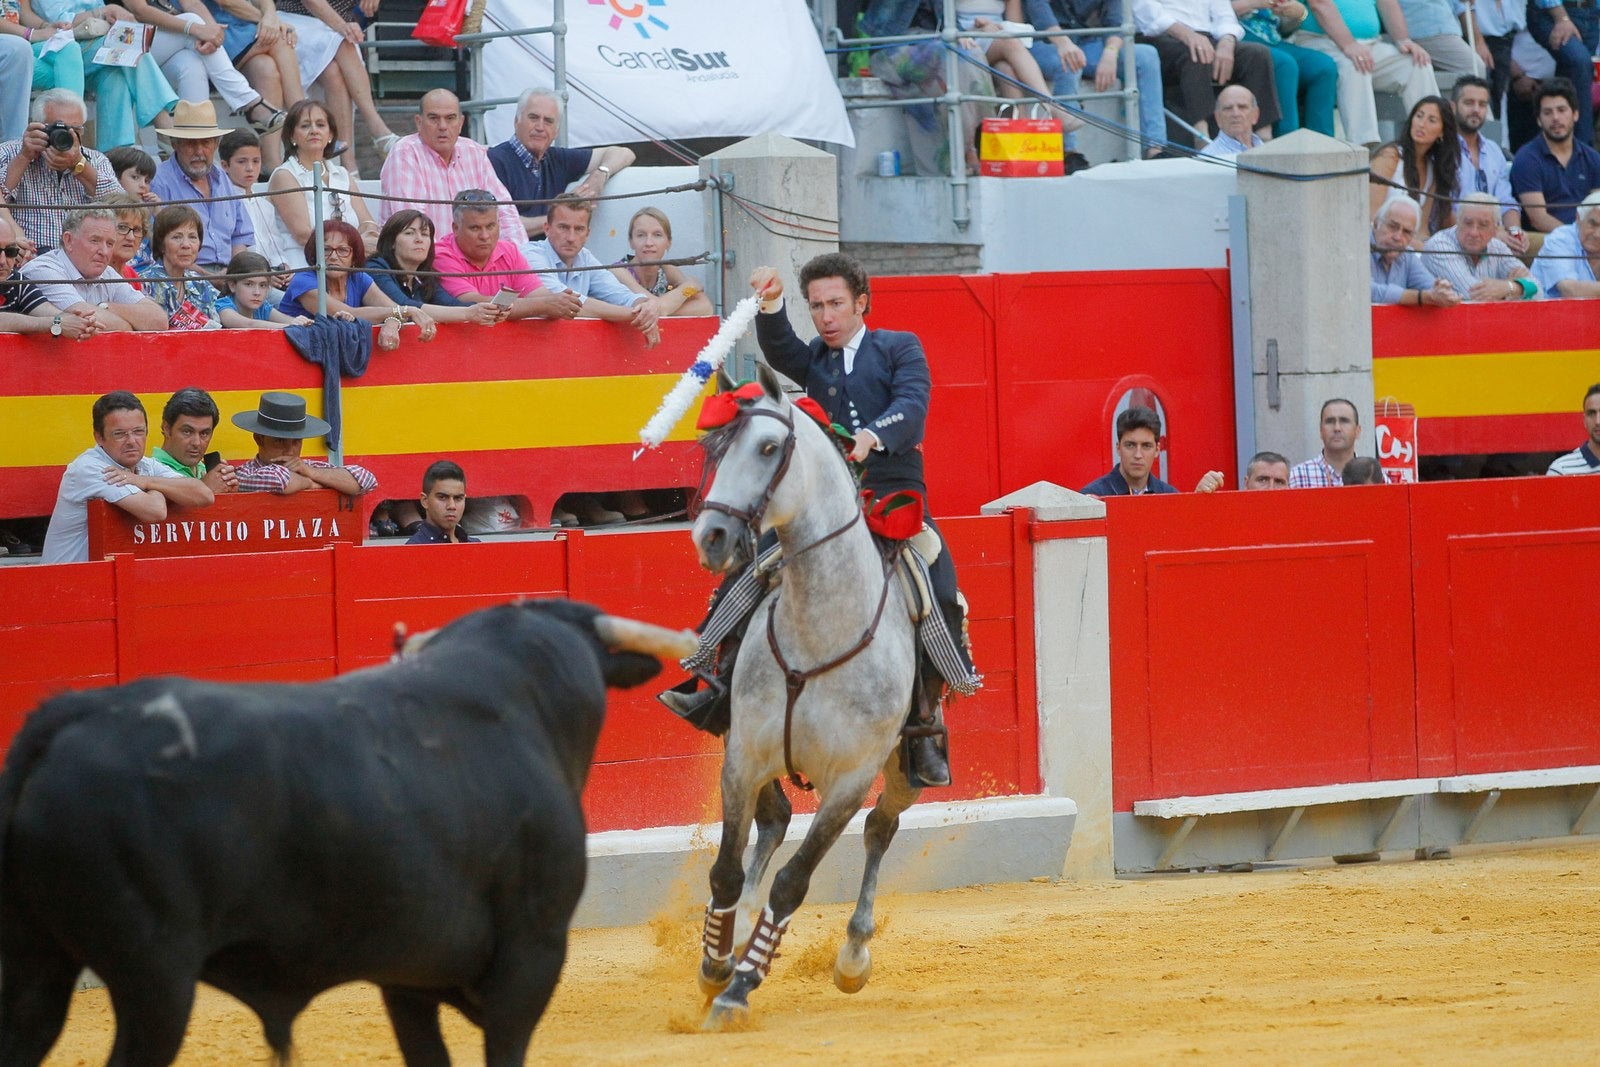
[1132,0,1281,145]
[524,195,660,346]
[42,391,214,564]
[21,207,168,331]
[1546,384,1600,475]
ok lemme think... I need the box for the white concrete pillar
[983,482,1113,880]
[700,134,838,378]
[1236,131,1375,469]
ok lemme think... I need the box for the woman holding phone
[367,210,506,326]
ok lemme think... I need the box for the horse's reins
[700,401,893,791]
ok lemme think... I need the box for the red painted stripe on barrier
[1373,299,1597,358]
[1029,518,1108,541]
[1418,413,1576,456]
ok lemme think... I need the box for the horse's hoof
[697,959,734,999]
[833,947,871,994]
[701,996,750,1031]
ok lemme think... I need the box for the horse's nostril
[706,528,724,549]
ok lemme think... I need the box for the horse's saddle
[891,527,941,625]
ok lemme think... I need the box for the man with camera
[0,89,118,256]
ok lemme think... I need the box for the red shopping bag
[412,0,467,47]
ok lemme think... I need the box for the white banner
[479,0,854,148]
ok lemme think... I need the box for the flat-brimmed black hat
[231,392,331,439]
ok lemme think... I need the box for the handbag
[412,0,468,48]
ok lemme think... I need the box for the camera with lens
[43,122,77,154]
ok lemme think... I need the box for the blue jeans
[1265,39,1337,137]
[1526,1,1597,147]
[1028,37,1167,150]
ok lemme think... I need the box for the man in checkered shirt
[0,90,118,254]
[1289,399,1364,488]
[229,392,377,500]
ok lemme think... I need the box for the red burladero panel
[870,275,1001,517]
[1108,487,1418,809]
[992,270,1236,499]
[1411,476,1600,775]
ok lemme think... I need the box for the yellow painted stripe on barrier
[340,375,703,454]
[1374,349,1600,417]
[0,376,704,469]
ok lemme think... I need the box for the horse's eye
[760,442,778,457]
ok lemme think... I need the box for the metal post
[1227,194,1256,482]
[554,0,567,148]
[1120,19,1140,160]
[708,159,726,320]
[941,0,970,230]
[313,164,327,318]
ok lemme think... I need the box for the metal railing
[821,0,1142,230]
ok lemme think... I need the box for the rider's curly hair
[799,252,870,310]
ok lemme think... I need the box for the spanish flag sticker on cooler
[979,117,1064,177]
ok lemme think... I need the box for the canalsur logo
[591,0,739,82]
[589,0,668,40]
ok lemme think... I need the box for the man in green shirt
[154,387,237,493]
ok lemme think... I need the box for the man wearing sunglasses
[0,89,118,256]
[0,215,93,339]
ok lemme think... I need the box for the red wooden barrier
[1411,476,1600,775]
[87,491,359,558]
[1110,475,1600,811]
[1107,487,1418,810]
[0,512,1035,832]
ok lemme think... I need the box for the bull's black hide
[0,599,664,1067]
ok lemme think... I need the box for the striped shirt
[1547,443,1600,475]
[1288,453,1343,488]
[234,457,377,495]
[1421,229,1534,298]
[0,143,118,250]
[378,134,521,241]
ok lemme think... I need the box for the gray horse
[690,364,922,1029]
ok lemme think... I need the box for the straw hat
[163,100,229,140]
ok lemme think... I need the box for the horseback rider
[659,252,971,788]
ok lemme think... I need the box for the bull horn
[594,615,699,659]
[393,626,441,660]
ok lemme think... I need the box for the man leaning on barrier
[22,206,171,332]
[154,387,239,495]
[41,390,215,565]
[0,213,93,339]
[1422,192,1539,301]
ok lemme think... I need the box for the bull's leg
[699,758,763,998]
[381,987,450,1067]
[0,920,80,1067]
[835,757,921,994]
[476,930,568,1067]
[704,768,878,1030]
[732,778,792,955]
[102,974,196,1067]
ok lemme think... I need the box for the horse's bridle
[696,400,889,791]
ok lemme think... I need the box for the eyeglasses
[0,245,20,259]
[324,244,354,260]
[115,223,144,237]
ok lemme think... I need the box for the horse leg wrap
[732,905,790,980]
[702,900,738,963]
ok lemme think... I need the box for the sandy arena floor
[41,840,1600,1065]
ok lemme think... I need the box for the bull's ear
[756,361,785,403]
[716,367,737,394]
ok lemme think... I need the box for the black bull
[0,599,692,1067]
